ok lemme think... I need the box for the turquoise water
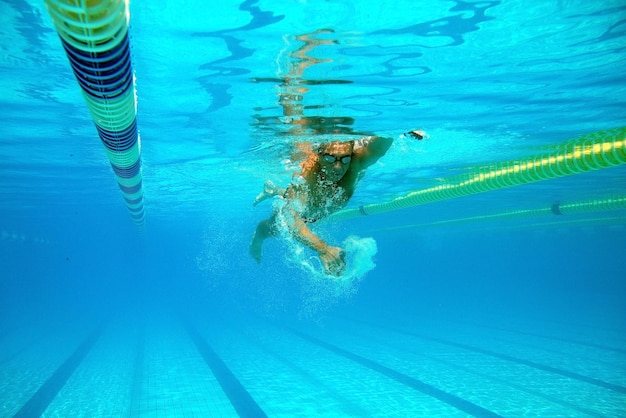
[1,0,626,416]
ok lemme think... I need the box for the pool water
[1,0,625,416]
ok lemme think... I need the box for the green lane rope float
[45,0,144,226]
[370,196,626,233]
[329,127,626,222]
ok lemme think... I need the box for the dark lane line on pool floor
[128,325,145,417]
[446,317,626,355]
[333,317,607,418]
[346,317,626,395]
[185,321,268,418]
[13,322,108,418]
[283,325,503,418]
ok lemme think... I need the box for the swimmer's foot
[253,180,278,206]
[249,233,263,263]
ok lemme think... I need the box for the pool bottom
[0,309,624,417]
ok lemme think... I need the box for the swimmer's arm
[290,214,345,276]
[352,136,394,169]
[283,188,346,276]
[291,216,333,254]
[283,188,336,255]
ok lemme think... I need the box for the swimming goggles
[322,154,352,164]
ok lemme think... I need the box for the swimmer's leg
[253,180,285,206]
[249,215,278,263]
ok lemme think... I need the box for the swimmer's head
[318,141,354,181]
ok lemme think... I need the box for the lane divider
[330,127,626,221]
[370,196,626,233]
[45,0,144,226]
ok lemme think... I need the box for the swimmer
[250,131,426,276]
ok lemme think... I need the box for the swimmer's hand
[403,130,428,140]
[319,246,346,277]
[253,180,278,206]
